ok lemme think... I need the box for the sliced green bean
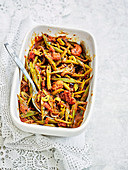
[65,107,70,121]
[46,65,51,90]
[44,54,57,71]
[51,68,66,75]
[22,111,39,118]
[30,62,39,89]
[42,34,63,53]
[52,89,64,95]
[63,82,70,90]
[57,38,65,46]
[81,85,89,101]
[41,98,45,121]
[51,78,82,84]
[46,117,58,124]
[74,84,78,91]
[36,120,45,125]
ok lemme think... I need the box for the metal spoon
[4,43,41,113]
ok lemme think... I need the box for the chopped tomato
[28,51,35,62]
[45,117,49,124]
[71,44,82,56]
[48,48,61,61]
[59,91,76,104]
[35,36,43,42]
[20,117,27,122]
[49,46,55,53]
[58,122,67,127]
[52,52,61,61]
[47,35,56,42]
[41,80,45,88]
[52,80,63,91]
[20,103,28,114]
[44,102,53,112]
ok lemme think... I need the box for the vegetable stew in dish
[18,33,93,128]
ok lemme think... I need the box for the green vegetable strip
[46,65,51,90]
[71,73,86,78]
[44,124,56,127]
[55,117,72,124]
[56,44,71,66]
[35,67,42,90]
[84,64,92,69]
[24,75,27,82]
[62,60,78,65]
[21,111,39,118]
[50,45,63,53]
[51,78,82,84]
[84,68,92,76]
[30,62,40,89]
[25,56,29,71]
[44,54,57,71]
[29,84,33,95]
[81,85,89,101]
[58,110,64,119]
[42,34,63,53]
[76,59,86,71]
[17,95,27,105]
[47,43,63,53]
[21,91,29,100]
[32,115,38,121]
[78,106,86,111]
[71,68,92,78]
[85,55,91,62]
[41,98,45,121]
[36,121,45,125]
[27,96,32,105]
[52,89,64,95]
[51,68,65,75]
[72,103,77,123]
[33,56,38,67]
[84,75,93,84]
[74,91,85,95]
[63,83,70,90]
[74,84,78,91]
[46,117,58,124]
[57,38,65,46]
[75,55,88,62]
[76,101,87,105]
[61,44,71,58]
[65,107,70,121]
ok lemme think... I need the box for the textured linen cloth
[0,0,92,169]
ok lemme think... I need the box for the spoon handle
[4,43,36,90]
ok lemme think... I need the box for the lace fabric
[0,0,92,169]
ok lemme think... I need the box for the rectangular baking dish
[10,25,96,137]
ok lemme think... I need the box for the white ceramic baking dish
[10,25,96,137]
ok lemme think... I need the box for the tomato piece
[20,117,27,122]
[71,44,82,56]
[28,51,35,62]
[49,46,55,53]
[52,80,63,90]
[59,91,76,104]
[52,52,61,61]
[58,122,67,127]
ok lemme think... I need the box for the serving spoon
[4,43,41,113]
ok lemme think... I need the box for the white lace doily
[0,0,92,169]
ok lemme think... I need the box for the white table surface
[0,0,128,169]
